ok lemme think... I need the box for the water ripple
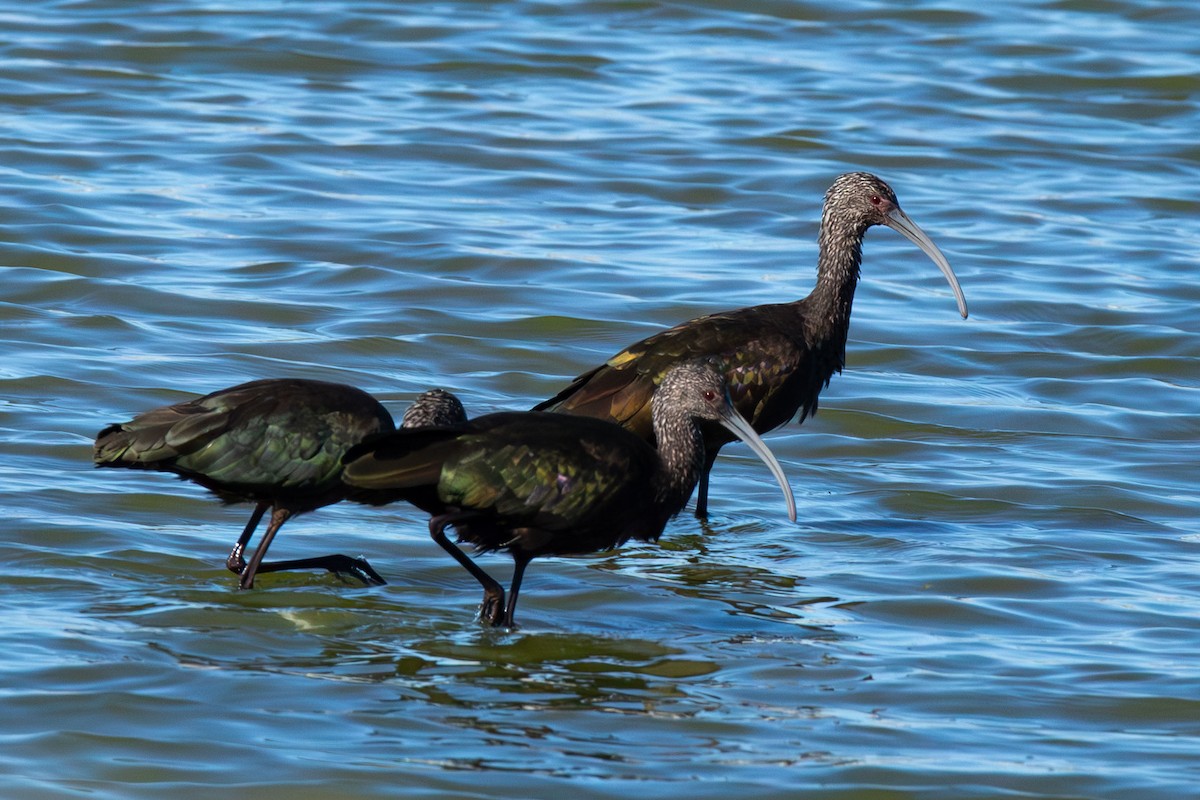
[3,1,1199,798]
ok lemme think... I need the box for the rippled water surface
[3,1,1199,798]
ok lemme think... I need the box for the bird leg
[499,553,532,629]
[429,513,507,625]
[251,554,387,586]
[232,505,386,588]
[692,450,720,519]
[238,507,291,589]
[226,501,269,574]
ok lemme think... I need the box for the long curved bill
[885,207,968,319]
[716,402,797,523]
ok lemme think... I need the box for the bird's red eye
[703,390,717,401]
[870,195,883,206]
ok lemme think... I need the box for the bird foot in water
[479,589,508,627]
[225,547,247,575]
[325,555,388,586]
[238,554,388,588]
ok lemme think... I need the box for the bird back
[534,303,831,440]
[95,379,394,504]
[343,412,666,554]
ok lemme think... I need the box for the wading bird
[343,361,796,628]
[94,378,394,589]
[534,172,967,516]
[401,388,467,428]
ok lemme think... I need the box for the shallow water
[3,1,1199,798]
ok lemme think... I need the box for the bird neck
[808,214,866,348]
[650,409,706,509]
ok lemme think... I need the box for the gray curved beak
[886,207,968,319]
[717,402,797,523]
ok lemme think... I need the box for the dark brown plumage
[401,388,468,428]
[534,172,967,516]
[94,378,395,588]
[343,361,795,628]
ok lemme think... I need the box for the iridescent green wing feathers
[343,413,658,530]
[94,379,393,494]
[440,422,655,528]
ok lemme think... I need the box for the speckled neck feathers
[808,177,870,350]
[648,397,707,509]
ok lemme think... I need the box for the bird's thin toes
[324,555,387,586]
[344,557,387,586]
[480,591,506,626]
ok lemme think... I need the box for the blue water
[3,1,1199,798]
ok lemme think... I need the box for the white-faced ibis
[94,378,395,589]
[401,388,467,428]
[342,361,796,628]
[534,172,968,516]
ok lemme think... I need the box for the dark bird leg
[234,505,386,588]
[251,554,387,586]
[226,501,269,575]
[499,553,532,629]
[692,450,720,519]
[239,507,291,589]
[429,513,507,625]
